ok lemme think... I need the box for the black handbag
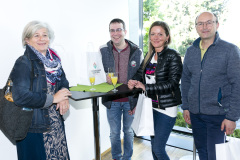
[0,58,34,141]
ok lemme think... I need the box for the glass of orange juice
[108,67,113,78]
[111,72,118,92]
[89,70,96,91]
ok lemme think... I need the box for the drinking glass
[108,67,113,78]
[111,72,118,92]
[89,70,96,91]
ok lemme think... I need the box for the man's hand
[128,107,136,115]
[183,110,191,124]
[221,119,236,135]
[106,75,112,84]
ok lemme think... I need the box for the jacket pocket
[187,85,200,109]
[220,84,231,109]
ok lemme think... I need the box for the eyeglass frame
[195,20,217,28]
[109,28,124,33]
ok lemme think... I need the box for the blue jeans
[107,102,134,160]
[190,113,225,160]
[151,109,176,160]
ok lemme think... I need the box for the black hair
[109,18,126,30]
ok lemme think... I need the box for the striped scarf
[28,45,62,85]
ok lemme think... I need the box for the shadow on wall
[63,99,92,120]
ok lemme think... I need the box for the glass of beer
[111,72,118,92]
[89,70,96,91]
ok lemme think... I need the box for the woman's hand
[135,81,146,91]
[53,88,72,104]
[56,99,70,115]
[127,80,138,89]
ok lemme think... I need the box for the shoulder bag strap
[29,60,34,91]
[4,56,34,91]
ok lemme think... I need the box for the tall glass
[111,72,118,92]
[89,70,96,91]
[108,67,113,78]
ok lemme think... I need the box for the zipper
[199,68,202,113]
[198,44,213,113]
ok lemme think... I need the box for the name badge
[131,61,136,67]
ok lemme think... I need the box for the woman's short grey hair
[22,21,55,47]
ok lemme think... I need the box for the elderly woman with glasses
[12,21,71,160]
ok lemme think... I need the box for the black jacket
[132,47,182,109]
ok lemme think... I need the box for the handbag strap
[4,68,14,88]
[144,91,148,97]
[5,56,34,91]
[224,132,227,143]
[29,60,34,91]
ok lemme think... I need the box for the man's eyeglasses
[109,28,124,33]
[196,20,216,28]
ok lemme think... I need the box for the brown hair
[142,21,171,68]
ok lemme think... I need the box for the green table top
[70,83,122,93]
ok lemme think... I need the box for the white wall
[0,0,140,159]
[64,98,110,160]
